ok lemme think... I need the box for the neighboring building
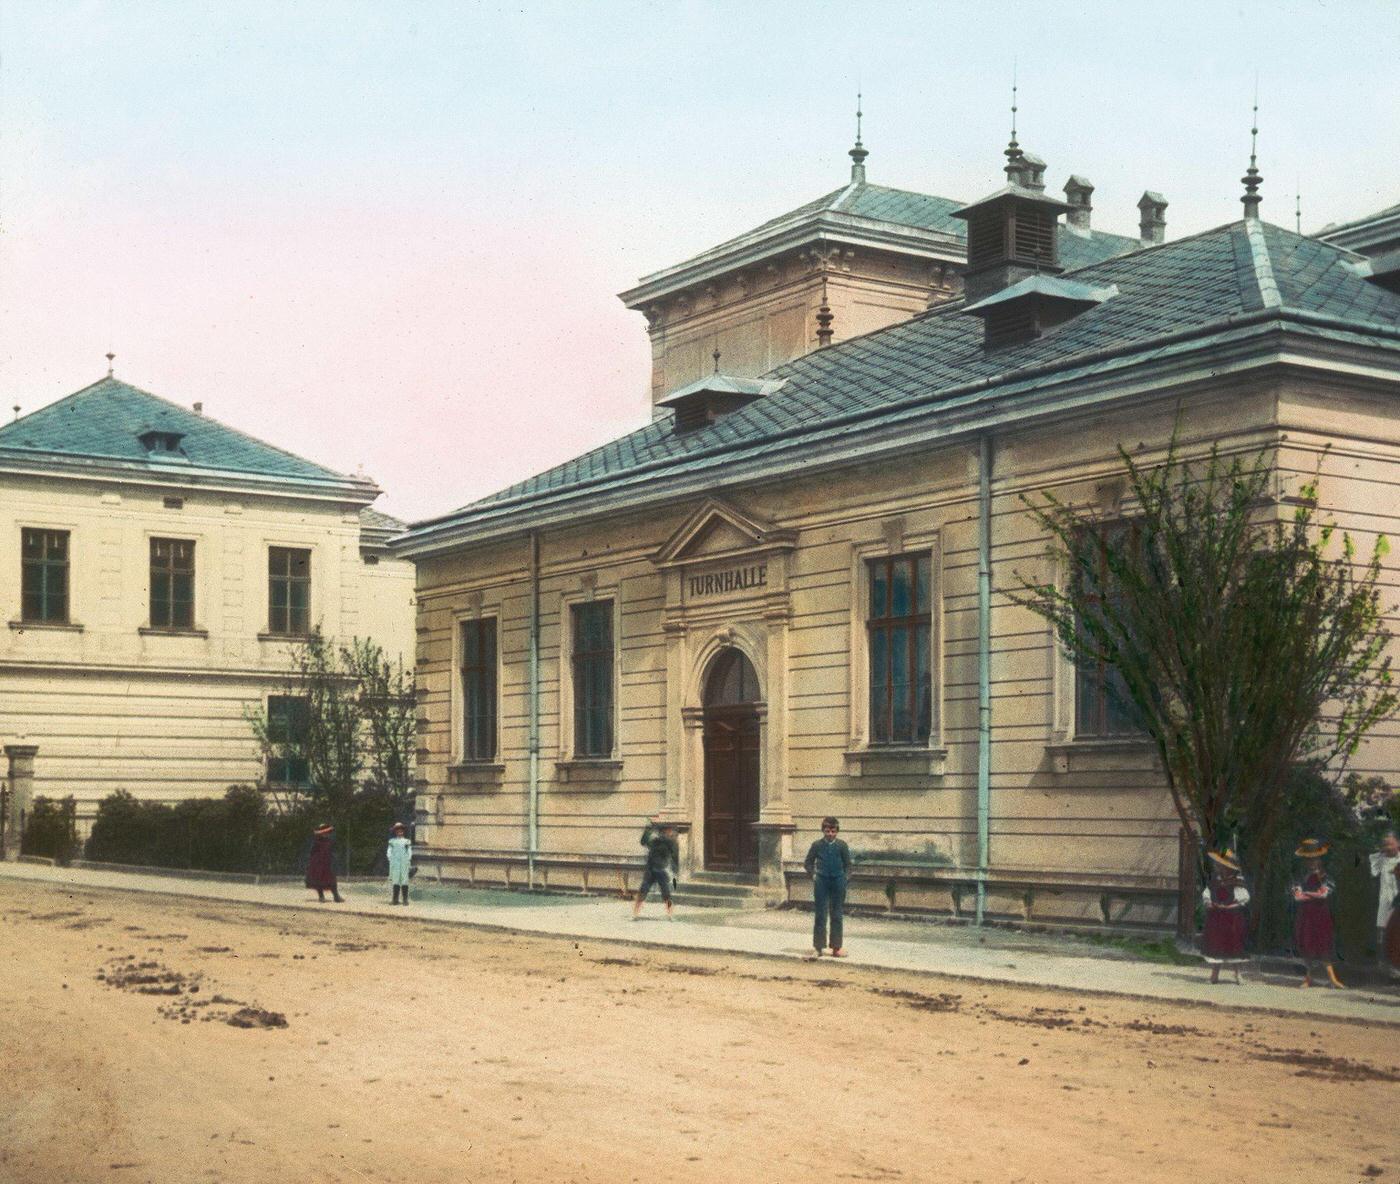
[397,135,1400,930]
[0,374,415,827]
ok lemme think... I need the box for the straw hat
[1294,838,1329,858]
[1207,848,1241,872]
[314,824,334,836]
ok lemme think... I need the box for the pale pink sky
[2,1,1397,522]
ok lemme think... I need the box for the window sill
[257,631,311,643]
[1044,737,1156,774]
[448,762,505,790]
[8,620,83,633]
[555,758,623,787]
[139,626,209,638]
[844,746,947,779]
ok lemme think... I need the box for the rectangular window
[266,695,311,785]
[268,547,311,635]
[461,618,498,761]
[149,538,195,629]
[867,553,932,746]
[21,528,70,623]
[1073,523,1142,738]
[571,599,614,758]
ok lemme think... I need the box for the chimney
[193,402,204,416]
[1019,153,1047,192]
[1138,192,1168,244]
[1063,176,1094,229]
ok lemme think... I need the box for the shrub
[21,796,78,865]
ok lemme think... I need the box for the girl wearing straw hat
[1291,839,1343,988]
[1201,849,1250,984]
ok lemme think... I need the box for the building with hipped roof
[397,128,1400,930]
[0,374,415,839]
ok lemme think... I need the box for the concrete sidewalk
[6,860,1399,1025]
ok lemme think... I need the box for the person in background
[1384,860,1400,976]
[1200,848,1250,984]
[1368,830,1399,973]
[388,821,413,906]
[633,815,679,920]
[1292,838,1342,989]
[305,824,344,904]
[804,816,852,959]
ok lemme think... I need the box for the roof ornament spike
[816,273,834,348]
[848,90,868,183]
[105,351,115,377]
[1004,64,1025,184]
[1241,85,1263,220]
[712,347,722,375]
[1295,179,1302,234]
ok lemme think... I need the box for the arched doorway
[702,647,761,871]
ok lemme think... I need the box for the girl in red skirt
[1201,848,1250,984]
[1292,838,1342,988]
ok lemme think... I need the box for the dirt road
[0,879,1395,1184]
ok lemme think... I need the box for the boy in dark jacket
[633,815,680,919]
[804,816,852,957]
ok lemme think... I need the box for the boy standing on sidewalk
[633,816,679,919]
[804,816,851,958]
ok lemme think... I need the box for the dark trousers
[813,875,846,950]
[639,866,672,904]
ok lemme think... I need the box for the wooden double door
[701,648,761,872]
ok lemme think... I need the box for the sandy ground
[0,880,1396,1184]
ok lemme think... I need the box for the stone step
[669,877,766,909]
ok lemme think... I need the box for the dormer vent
[138,428,185,454]
[963,276,1117,349]
[657,374,784,435]
[1363,248,1400,294]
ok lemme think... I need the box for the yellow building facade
[400,147,1400,930]
[0,375,415,831]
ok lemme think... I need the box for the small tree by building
[1014,438,1396,889]
[247,630,415,831]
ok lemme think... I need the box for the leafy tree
[1014,438,1396,886]
[247,629,415,825]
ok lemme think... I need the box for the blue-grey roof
[0,376,375,495]
[405,221,1400,544]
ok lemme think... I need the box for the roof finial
[1241,82,1263,219]
[11,406,20,423]
[848,90,868,183]
[816,273,834,348]
[105,351,115,377]
[1295,178,1301,234]
[1004,62,1025,184]
[712,347,721,374]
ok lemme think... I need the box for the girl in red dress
[1292,838,1342,988]
[305,824,344,903]
[1201,848,1250,984]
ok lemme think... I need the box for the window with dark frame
[867,553,933,746]
[149,538,195,629]
[571,599,614,758]
[460,618,498,761]
[265,695,311,785]
[1073,522,1143,739]
[21,528,70,624]
[267,546,311,636]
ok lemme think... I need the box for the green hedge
[21,796,79,865]
[83,786,411,877]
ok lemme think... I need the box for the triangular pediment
[653,498,795,567]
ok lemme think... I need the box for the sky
[2,0,1398,522]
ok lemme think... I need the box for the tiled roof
[407,221,1400,542]
[0,376,372,493]
[658,179,1136,274]
[360,506,408,535]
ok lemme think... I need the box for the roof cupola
[952,178,1068,306]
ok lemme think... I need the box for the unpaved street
[0,879,1396,1184]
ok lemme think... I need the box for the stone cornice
[619,209,965,311]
